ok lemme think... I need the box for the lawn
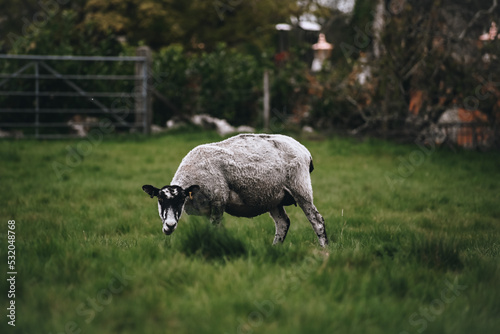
[0,130,499,334]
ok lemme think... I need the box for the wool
[144,133,329,246]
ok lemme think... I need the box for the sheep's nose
[163,222,176,235]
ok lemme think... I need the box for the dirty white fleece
[171,133,314,218]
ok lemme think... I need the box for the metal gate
[0,52,151,139]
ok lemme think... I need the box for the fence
[0,47,152,139]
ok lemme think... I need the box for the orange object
[409,90,424,115]
[457,108,490,148]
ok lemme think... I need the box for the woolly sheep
[142,133,328,247]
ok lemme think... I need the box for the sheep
[142,133,328,247]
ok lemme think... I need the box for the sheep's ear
[184,185,200,200]
[142,185,160,198]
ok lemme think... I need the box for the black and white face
[142,184,200,235]
[156,186,184,235]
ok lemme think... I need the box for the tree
[309,0,500,136]
[1,0,302,54]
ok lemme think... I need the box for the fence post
[135,46,152,134]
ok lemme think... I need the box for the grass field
[1,130,499,334]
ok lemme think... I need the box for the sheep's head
[142,184,200,235]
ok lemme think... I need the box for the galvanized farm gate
[0,48,152,139]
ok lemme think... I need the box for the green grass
[0,131,499,334]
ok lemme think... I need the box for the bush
[153,43,263,127]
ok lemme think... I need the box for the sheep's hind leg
[269,206,290,245]
[298,201,328,247]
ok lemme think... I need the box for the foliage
[0,132,499,333]
[5,8,127,57]
[153,43,263,126]
[0,0,301,53]
[271,48,311,119]
[310,0,500,135]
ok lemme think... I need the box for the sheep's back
[172,134,312,209]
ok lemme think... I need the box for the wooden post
[135,46,152,134]
[382,81,389,139]
[263,69,270,131]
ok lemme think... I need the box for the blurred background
[0,0,499,148]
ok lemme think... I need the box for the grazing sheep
[142,134,328,247]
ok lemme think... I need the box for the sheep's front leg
[210,201,224,226]
[269,206,290,245]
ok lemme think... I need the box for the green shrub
[153,43,263,126]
